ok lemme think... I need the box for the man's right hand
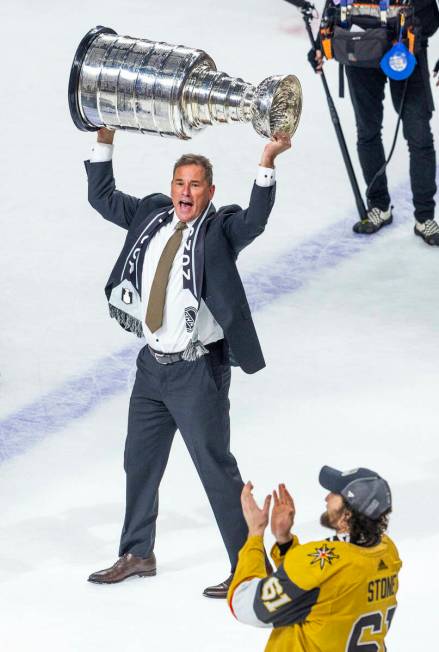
[97,127,115,144]
[308,48,324,74]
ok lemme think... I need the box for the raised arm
[84,128,141,230]
[221,133,291,254]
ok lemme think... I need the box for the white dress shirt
[90,142,275,352]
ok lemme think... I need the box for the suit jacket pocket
[205,356,231,392]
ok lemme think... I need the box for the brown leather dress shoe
[202,573,233,599]
[88,552,156,584]
[203,560,272,599]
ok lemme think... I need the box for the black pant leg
[164,347,248,571]
[119,347,177,558]
[345,66,391,210]
[389,49,436,222]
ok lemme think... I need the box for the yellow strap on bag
[320,27,334,59]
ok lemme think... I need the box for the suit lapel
[183,203,216,304]
[123,206,173,295]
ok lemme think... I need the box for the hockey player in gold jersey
[227,466,401,652]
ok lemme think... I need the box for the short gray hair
[173,154,213,186]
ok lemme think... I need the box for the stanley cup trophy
[68,27,302,140]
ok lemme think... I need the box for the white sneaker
[414,219,439,246]
[353,207,393,234]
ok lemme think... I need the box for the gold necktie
[145,221,187,333]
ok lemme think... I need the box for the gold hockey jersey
[228,533,402,652]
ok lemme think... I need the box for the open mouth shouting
[171,163,216,222]
[179,199,194,215]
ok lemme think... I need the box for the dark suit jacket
[85,160,276,374]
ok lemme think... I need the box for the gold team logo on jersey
[308,544,340,570]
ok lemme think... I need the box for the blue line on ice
[0,178,418,462]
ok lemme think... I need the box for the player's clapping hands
[271,484,295,544]
[241,481,272,537]
[241,482,295,542]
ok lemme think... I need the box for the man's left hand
[241,481,271,537]
[260,132,292,169]
[271,484,295,544]
[434,59,439,87]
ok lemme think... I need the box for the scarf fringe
[182,339,209,361]
[109,305,144,338]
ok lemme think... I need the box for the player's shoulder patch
[307,542,341,570]
[283,540,346,587]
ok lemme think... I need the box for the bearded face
[321,493,350,533]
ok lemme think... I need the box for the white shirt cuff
[256,166,275,187]
[90,142,114,163]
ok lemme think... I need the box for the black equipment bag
[331,26,392,68]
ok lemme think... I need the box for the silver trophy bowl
[68,27,302,140]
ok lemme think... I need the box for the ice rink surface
[1,0,438,650]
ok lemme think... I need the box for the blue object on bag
[380,41,416,80]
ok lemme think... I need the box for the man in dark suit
[85,127,291,597]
